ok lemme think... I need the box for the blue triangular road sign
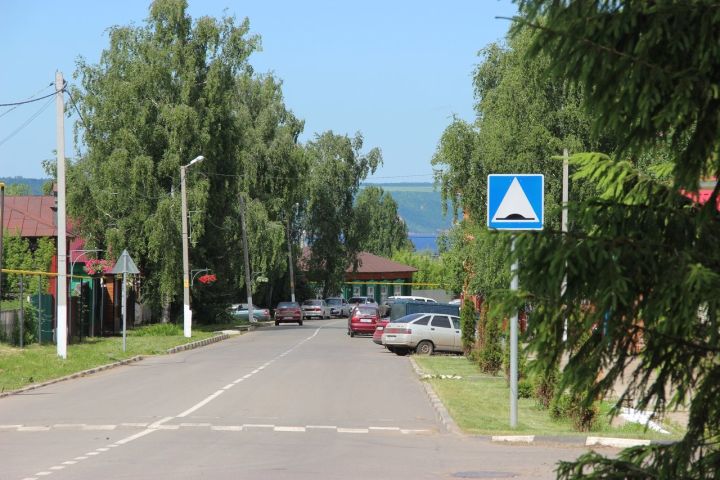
[487,174,544,230]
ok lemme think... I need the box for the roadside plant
[83,259,114,275]
[478,309,503,375]
[460,298,476,354]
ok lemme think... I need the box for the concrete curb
[166,333,230,354]
[409,356,462,435]
[1,332,235,400]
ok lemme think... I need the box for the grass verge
[0,325,215,392]
[414,355,684,439]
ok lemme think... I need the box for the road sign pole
[122,272,127,352]
[510,236,519,428]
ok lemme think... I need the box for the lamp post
[0,182,5,307]
[286,203,299,303]
[181,155,205,338]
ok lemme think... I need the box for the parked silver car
[301,299,331,319]
[325,297,350,317]
[381,313,461,355]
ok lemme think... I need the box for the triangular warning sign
[110,249,140,274]
[492,177,538,221]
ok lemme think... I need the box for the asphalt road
[1,319,587,479]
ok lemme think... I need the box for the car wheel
[274,320,279,326]
[299,321,303,326]
[350,331,355,338]
[395,349,409,356]
[415,340,434,355]
[386,346,396,353]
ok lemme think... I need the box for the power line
[0,89,57,107]
[0,83,55,119]
[0,97,55,148]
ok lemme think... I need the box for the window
[380,285,387,302]
[451,317,460,329]
[394,283,402,296]
[353,286,361,296]
[367,285,374,299]
[431,316,452,328]
[412,315,431,326]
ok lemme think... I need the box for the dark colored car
[347,305,380,337]
[274,301,303,326]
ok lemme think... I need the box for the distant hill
[361,182,455,234]
[0,177,48,195]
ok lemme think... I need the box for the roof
[346,252,417,274]
[2,195,58,237]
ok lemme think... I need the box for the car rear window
[326,298,341,305]
[277,302,298,308]
[412,315,431,326]
[356,306,377,315]
[303,300,322,306]
[431,316,452,328]
[393,313,425,323]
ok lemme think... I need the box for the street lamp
[287,203,299,303]
[181,155,205,338]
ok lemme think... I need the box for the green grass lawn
[414,356,683,439]
[0,325,215,392]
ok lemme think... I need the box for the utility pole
[286,203,298,303]
[56,71,68,359]
[180,155,205,338]
[509,236,519,428]
[562,148,569,342]
[239,195,254,322]
[0,182,5,307]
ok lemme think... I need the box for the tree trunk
[161,294,171,323]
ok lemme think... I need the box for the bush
[478,310,503,374]
[533,366,559,409]
[518,379,533,399]
[550,391,599,432]
[460,298,476,354]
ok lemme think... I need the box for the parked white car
[381,312,461,355]
[301,299,331,319]
[387,295,437,303]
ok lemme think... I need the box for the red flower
[83,259,115,275]
[198,274,217,285]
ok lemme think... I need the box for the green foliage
[550,392,599,433]
[391,249,446,287]
[460,298,476,355]
[532,365,559,410]
[305,131,381,296]
[478,307,503,375]
[353,186,412,257]
[3,183,31,195]
[67,0,304,317]
[517,379,533,399]
[129,323,183,336]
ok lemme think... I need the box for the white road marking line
[211,426,243,431]
[222,383,234,390]
[274,426,306,432]
[0,424,22,429]
[34,473,51,477]
[232,379,244,384]
[179,422,211,427]
[82,425,116,430]
[176,390,225,418]
[155,425,180,430]
[107,444,119,448]
[20,477,38,480]
[337,428,369,434]
[369,426,401,431]
[86,452,100,456]
[148,417,173,428]
[115,428,157,445]
[121,422,149,427]
[305,425,337,430]
[96,448,110,452]
[73,457,87,461]
[18,426,50,432]
[242,424,275,429]
[61,461,77,465]
[243,373,252,379]
[49,466,64,471]
[400,429,432,434]
[52,424,84,428]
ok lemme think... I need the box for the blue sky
[0,0,516,181]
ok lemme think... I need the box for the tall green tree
[354,186,411,257]
[66,0,286,320]
[304,132,381,296]
[496,2,720,478]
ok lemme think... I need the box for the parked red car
[372,317,392,345]
[274,301,303,326]
[348,305,380,337]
